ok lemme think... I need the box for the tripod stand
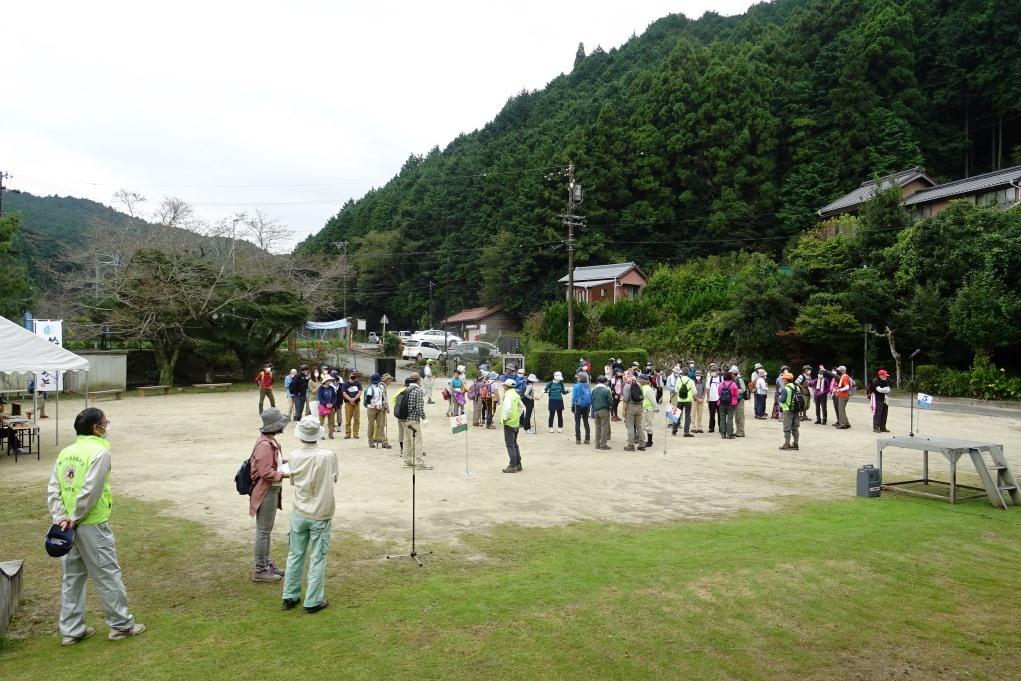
[387,423,432,566]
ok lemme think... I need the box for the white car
[401,339,446,361]
[411,329,460,349]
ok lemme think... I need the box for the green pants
[282,512,332,608]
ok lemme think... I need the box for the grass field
[2,478,1021,680]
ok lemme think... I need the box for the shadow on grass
[2,477,1021,680]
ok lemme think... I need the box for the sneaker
[791,444,800,450]
[515,464,523,472]
[779,443,792,451]
[683,433,694,438]
[304,600,329,614]
[548,428,554,433]
[557,428,562,433]
[108,623,146,640]
[583,440,590,444]
[381,443,392,449]
[575,440,582,445]
[637,445,646,451]
[502,465,519,473]
[344,435,351,439]
[268,561,285,577]
[414,462,433,470]
[735,433,745,437]
[62,627,96,646]
[624,445,635,452]
[282,598,300,610]
[403,461,415,468]
[252,569,282,582]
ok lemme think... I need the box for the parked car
[411,329,460,349]
[401,339,446,361]
[448,341,499,365]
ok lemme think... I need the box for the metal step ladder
[968,446,1021,509]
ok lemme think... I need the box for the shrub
[913,362,1021,400]
[527,349,648,381]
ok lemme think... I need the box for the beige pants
[404,420,423,464]
[734,399,745,435]
[344,401,360,436]
[367,408,387,443]
[693,400,705,431]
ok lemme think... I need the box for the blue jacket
[317,385,338,407]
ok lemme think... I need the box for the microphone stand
[908,349,921,437]
[387,420,432,567]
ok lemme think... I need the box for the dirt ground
[5,388,1021,547]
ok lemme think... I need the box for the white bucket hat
[295,415,325,442]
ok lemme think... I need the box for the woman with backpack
[570,373,592,444]
[316,376,338,440]
[717,371,738,439]
[545,371,567,433]
[610,369,625,422]
[249,408,291,582]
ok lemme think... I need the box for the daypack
[363,385,375,407]
[394,389,411,420]
[794,389,808,411]
[677,379,690,400]
[480,382,492,401]
[575,383,592,409]
[847,376,858,396]
[234,457,254,496]
[628,382,643,403]
[718,381,735,406]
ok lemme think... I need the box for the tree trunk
[884,326,902,389]
[153,342,180,386]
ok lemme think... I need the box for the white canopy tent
[0,315,90,448]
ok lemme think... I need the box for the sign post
[451,413,470,478]
[380,314,389,341]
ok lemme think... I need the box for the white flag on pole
[916,393,934,409]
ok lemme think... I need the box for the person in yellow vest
[47,408,146,646]
[500,378,524,473]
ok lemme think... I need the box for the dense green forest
[297,0,1020,333]
[2,188,154,295]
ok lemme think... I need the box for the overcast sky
[3,1,754,250]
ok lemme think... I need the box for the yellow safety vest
[55,435,113,525]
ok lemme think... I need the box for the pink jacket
[248,434,284,517]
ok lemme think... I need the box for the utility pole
[428,280,435,329]
[333,240,349,348]
[0,170,9,215]
[560,163,583,350]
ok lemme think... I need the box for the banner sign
[32,320,64,391]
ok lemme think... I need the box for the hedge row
[915,363,1021,401]
[526,349,648,381]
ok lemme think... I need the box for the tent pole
[56,370,60,447]
[32,372,38,425]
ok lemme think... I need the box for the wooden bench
[191,383,233,392]
[87,389,124,402]
[137,385,172,397]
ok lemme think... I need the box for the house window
[916,203,933,219]
[601,288,607,297]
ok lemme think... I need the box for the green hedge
[915,362,1021,401]
[527,349,648,381]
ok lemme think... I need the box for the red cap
[877,369,889,378]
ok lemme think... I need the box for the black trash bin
[375,357,397,378]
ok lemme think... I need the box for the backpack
[394,389,410,420]
[793,385,808,411]
[234,457,254,496]
[718,381,734,406]
[480,382,492,401]
[677,379,690,400]
[363,385,375,407]
[847,376,858,396]
[629,382,643,403]
[575,383,592,409]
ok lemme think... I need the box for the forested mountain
[2,189,153,291]
[296,0,1020,328]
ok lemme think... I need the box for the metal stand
[386,426,432,566]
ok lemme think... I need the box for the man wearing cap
[341,371,362,439]
[869,369,892,433]
[706,364,722,433]
[392,377,411,457]
[423,359,435,404]
[591,375,613,449]
[778,372,800,451]
[403,373,430,469]
[255,364,276,414]
[795,366,813,422]
[640,374,659,448]
[290,365,311,422]
[500,378,524,472]
[670,366,695,438]
[623,373,646,452]
[281,415,339,614]
[47,407,146,645]
[366,373,393,449]
[834,365,852,429]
